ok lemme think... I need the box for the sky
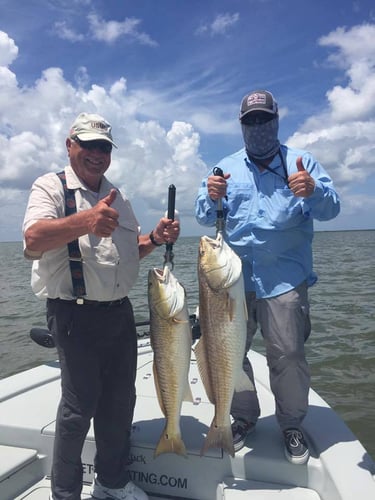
[0,0,375,241]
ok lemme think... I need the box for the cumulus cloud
[319,24,375,122]
[54,21,85,42]
[53,13,158,46]
[0,31,18,97]
[88,13,158,46]
[0,31,18,66]
[0,32,206,240]
[2,19,375,239]
[196,12,240,36]
[287,23,375,219]
[210,12,239,35]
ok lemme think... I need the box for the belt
[48,297,128,307]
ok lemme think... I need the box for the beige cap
[69,112,117,147]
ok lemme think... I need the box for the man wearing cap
[23,112,180,500]
[195,90,340,464]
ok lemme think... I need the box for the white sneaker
[91,478,149,500]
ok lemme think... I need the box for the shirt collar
[64,165,111,193]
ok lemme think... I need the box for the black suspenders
[56,171,86,301]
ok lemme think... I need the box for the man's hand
[207,172,231,200]
[24,189,121,254]
[288,157,315,198]
[138,217,180,258]
[88,189,119,237]
[152,217,180,245]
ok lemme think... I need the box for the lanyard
[246,149,289,186]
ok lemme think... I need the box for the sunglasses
[241,112,275,126]
[72,137,112,154]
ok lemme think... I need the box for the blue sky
[0,0,374,240]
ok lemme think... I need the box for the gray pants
[231,282,311,430]
[47,298,137,500]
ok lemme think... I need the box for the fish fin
[153,363,167,416]
[194,338,215,404]
[228,294,235,322]
[154,428,188,458]
[243,298,248,321]
[235,369,255,392]
[225,278,248,323]
[200,419,234,458]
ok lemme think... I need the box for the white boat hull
[0,336,374,500]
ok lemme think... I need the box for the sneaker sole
[284,447,309,465]
[233,425,256,452]
[91,493,116,500]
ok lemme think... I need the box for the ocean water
[0,231,374,459]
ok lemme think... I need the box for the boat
[0,318,374,500]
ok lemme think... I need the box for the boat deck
[0,338,374,500]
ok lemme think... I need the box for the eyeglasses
[241,112,275,126]
[72,137,112,154]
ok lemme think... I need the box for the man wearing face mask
[195,90,340,464]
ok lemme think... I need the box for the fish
[195,233,254,457]
[148,266,193,458]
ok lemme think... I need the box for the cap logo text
[247,93,266,106]
[91,121,108,130]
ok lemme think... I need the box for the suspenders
[56,171,87,302]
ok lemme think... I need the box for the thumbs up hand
[101,188,117,207]
[288,156,315,198]
[88,189,119,237]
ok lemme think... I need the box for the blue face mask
[241,116,280,160]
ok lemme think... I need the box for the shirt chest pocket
[263,188,304,228]
[84,219,138,266]
[93,237,120,265]
[226,184,259,230]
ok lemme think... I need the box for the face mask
[241,116,280,160]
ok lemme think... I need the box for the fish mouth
[151,266,171,283]
[199,233,243,289]
[201,233,222,245]
[199,234,224,266]
[148,266,186,318]
[200,234,223,252]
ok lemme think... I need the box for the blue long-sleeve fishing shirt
[195,145,340,298]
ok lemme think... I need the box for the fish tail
[200,421,235,458]
[154,429,188,458]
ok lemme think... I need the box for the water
[0,231,374,459]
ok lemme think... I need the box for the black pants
[47,298,137,500]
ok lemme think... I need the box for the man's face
[66,137,112,191]
[241,112,279,160]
